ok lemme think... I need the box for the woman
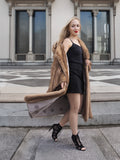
[49,17,91,151]
[25,17,92,151]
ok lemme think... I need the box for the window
[80,11,93,53]
[80,10,110,58]
[97,11,110,53]
[16,11,29,54]
[15,10,46,61]
[33,11,46,54]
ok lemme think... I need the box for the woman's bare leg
[67,93,81,135]
[59,111,70,127]
[59,94,83,128]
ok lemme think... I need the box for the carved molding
[47,0,54,16]
[27,9,34,16]
[5,0,55,16]
[71,0,78,16]
[8,2,13,16]
[92,9,99,17]
[71,0,119,16]
[71,0,119,4]
[113,6,116,16]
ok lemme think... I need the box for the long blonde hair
[58,17,81,44]
[52,17,81,53]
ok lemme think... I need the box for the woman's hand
[61,82,67,89]
[85,59,91,66]
[85,59,92,71]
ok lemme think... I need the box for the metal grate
[100,54,110,60]
[35,55,45,60]
[17,54,26,61]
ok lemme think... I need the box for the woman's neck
[69,35,79,40]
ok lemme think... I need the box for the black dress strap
[69,39,73,44]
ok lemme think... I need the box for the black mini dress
[67,39,84,94]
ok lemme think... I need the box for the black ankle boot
[71,133,86,151]
[49,123,62,142]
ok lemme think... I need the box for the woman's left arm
[85,59,91,66]
[85,59,92,71]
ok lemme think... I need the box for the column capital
[7,1,14,16]
[92,10,99,17]
[113,6,116,16]
[27,9,34,16]
[47,0,55,16]
[71,0,79,16]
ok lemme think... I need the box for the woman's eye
[71,25,80,27]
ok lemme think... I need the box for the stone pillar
[71,0,78,16]
[26,9,34,61]
[8,2,13,62]
[92,10,100,61]
[112,5,120,64]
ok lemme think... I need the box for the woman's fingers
[61,82,67,88]
[61,82,63,88]
[85,59,91,66]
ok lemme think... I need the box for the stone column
[26,9,34,61]
[8,2,13,62]
[112,5,120,64]
[92,10,100,61]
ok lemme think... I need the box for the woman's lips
[74,31,78,33]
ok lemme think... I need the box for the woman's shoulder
[62,38,72,54]
[63,38,72,46]
[62,38,72,53]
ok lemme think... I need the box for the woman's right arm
[62,38,72,54]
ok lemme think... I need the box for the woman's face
[69,19,81,36]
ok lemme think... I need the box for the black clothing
[67,39,84,94]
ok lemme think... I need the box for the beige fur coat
[24,38,93,121]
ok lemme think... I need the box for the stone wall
[52,0,74,46]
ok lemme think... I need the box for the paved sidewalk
[0,126,120,160]
[0,65,120,102]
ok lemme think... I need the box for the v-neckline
[70,39,81,47]
[73,43,81,48]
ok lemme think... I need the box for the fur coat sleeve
[24,38,93,122]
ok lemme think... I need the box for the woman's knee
[70,105,80,114]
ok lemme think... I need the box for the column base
[26,52,35,61]
[91,52,100,61]
[112,58,120,64]
[47,58,53,63]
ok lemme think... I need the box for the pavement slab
[0,128,28,160]
[100,127,120,158]
[8,127,120,160]
[12,129,42,160]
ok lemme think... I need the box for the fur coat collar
[24,38,93,122]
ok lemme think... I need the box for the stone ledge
[0,92,120,102]
[0,101,120,127]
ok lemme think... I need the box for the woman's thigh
[67,93,81,113]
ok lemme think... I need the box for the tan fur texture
[24,38,93,121]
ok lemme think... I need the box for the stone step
[0,92,120,103]
[0,101,120,127]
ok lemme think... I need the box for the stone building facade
[0,0,120,65]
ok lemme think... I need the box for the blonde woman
[49,17,91,151]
